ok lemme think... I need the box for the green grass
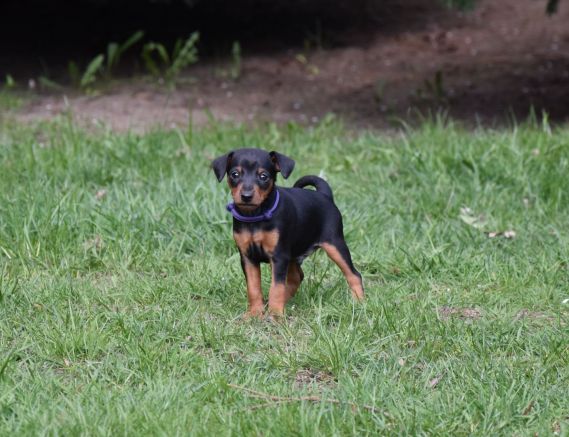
[0,114,568,435]
[0,90,24,113]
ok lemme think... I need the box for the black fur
[212,147,364,315]
[293,175,334,201]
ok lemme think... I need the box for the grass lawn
[0,114,568,435]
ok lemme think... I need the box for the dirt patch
[438,306,482,321]
[294,368,337,390]
[7,0,569,131]
[514,309,556,322]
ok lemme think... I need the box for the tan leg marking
[234,230,281,317]
[320,243,364,301]
[268,258,288,315]
[268,260,303,316]
[285,261,303,299]
[268,282,287,316]
[242,259,263,317]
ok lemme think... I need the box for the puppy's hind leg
[320,240,364,301]
[285,261,304,299]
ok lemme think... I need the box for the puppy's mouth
[235,203,259,211]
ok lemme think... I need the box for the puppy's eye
[258,172,269,182]
[230,170,240,179]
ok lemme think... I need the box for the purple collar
[226,189,280,223]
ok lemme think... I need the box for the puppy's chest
[233,230,280,262]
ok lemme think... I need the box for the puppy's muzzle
[240,190,254,203]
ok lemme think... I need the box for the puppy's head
[212,148,295,211]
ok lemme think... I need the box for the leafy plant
[169,33,200,78]
[230,41,242,80]
[65,30,144,91]
[373,79,386,104]
[68,61,81,88]
[5,75,15,89]
[303,19,324,51]
[425,70,446,101]
[141,42,170,76]
[38,76,64,91]
[546,0,559,14]
[67,56,105,91]
[106,30,144,76]
[0,80,22,110]
[414,70,447,104]
[295,53,319,76]
[142,32,199,82]
[443,0,559,13]
[441,0,476,9]
[80,54,105,89]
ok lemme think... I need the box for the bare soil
[10,0,569,131]
[438,306,482,322]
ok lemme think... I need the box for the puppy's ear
[269,151,295,179]
[211,152,233,182]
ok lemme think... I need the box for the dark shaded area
[2,0,569,128]
[339,54,569,127]
[0,0,436,77]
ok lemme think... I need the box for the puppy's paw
[265,311,286,324]
[242,307,264,320]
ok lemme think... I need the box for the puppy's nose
[241,191,254,203]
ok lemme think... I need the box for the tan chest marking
[233,230,279,256]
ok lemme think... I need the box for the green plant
[80,54,105,89]
[38,76,64,91]
[443,0,558,13]
[141,42,169,76]
[441,0,476,9]
[65,31,144,91]
[295,53,320,76]
[303,19,324,51]
[414,70,447,104]
[66,55,105,90]
[546,0,559,14]
[142,32,200,82]
[105,30,144,77]
[426,70,446,101]
[0,77,23,111]
[169,33,200,78]
[67,61,81,88]
[373,79,386,103]
[230,41,242,80]
[4,75,15,89]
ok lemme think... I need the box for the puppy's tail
[293,175,334,201]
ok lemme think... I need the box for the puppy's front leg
[268,256,290,316]
[240,254,264,317]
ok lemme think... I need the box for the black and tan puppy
[212,148,364,317]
